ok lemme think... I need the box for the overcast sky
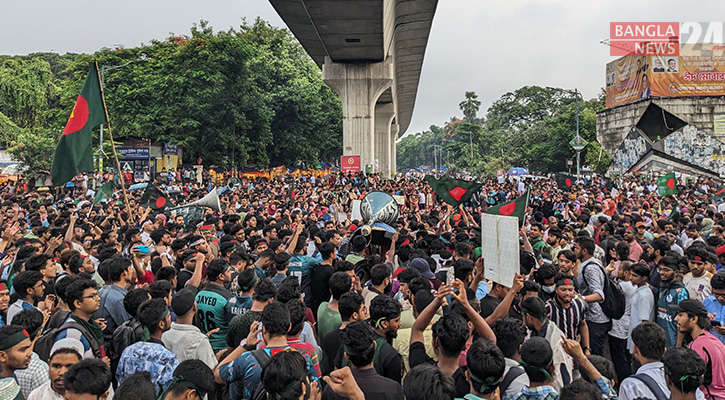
[1,0,719,136]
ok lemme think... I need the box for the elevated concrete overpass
[269,0,438,176]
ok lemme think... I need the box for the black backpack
[35,321,102,361]
[582,260,625,320]
[108,317,145,362]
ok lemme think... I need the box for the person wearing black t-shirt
[323,292,368,375]
[409,279,497,398]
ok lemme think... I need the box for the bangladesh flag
[711,187,725,202]
[555,173,575,191]
[656,173,677,196]
[51,63,105,186]
[140,184,175,210]
[424,175,483,207]
[485,189,530,225]
[93,181,118,205]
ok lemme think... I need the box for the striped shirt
[546,296,587,340]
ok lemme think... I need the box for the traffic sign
[569,137,588,151]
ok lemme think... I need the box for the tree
[458,91,481,123]
[0,58,60,129]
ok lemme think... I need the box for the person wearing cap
[0,377,24,400]
[116,298,179,396]
[657,254,690,348]
[195,260,233,352]
[410,258,442,290]
[673,299,725,398]
[683,247,715,302]
[27,346,82,400]
[162,287,217,370]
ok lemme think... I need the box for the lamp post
[546,87,583,181]
[99,60,136,172]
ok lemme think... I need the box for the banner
[605,48,725,108]
[341,155,361,173]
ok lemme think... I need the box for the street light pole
[99,60,136,172]
[574,88,580,181]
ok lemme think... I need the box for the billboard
[605,49,725,108]
[341,155,361,173]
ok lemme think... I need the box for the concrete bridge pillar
[390,123,399,175]
[323,57,393,173]
[374,103,395,177]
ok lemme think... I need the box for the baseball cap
[171,287,199,316]
[669,299,708,318]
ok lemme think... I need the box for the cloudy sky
[1,0,719,136]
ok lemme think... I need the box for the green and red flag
[51,63,105,186]
[711,187,725,202]
[555,173,575,191]
[140,184,175,210]
[656,173,677,196]
[92,181,118,205]
[424,175,483,207]
[484,189,530,225]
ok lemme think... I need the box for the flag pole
[94,61,134,221]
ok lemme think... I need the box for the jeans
[587,320,611,357]
[608,334,632,383]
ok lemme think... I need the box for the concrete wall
[596,96,725,155]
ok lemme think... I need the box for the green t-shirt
[195,284,233,350]
[317,302,342,343]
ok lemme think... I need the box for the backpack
[35,320,102,361]
[629,374,667,400]
[249,349,272,400]
[499,366,526,396]
[582,260,625,320]
[108,317,145,362]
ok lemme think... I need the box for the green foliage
[6,128,59,175]
[397,86,611,176]
[458,91,481,123]
[0,18,342,171]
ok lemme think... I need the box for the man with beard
[28,347,82,400]
[361,264,390,309]
[0,325,33,381]
[656,255,689,348]
[367,294,403,383]
[545,274,590,351]
[673,299,725,398]
[623,226,644,262]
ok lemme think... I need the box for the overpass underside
[269,0,438,176]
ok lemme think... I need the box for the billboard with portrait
[605,47,725,108]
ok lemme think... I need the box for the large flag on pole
[656,173,677,196]
[485,189,530,226]
[555,173,575,191]
[423,175,483,207]
[51,64,105,186]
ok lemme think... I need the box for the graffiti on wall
[663,125,725,176]
[611,127,650,174]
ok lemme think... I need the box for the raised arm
[411,284,450,344]
[451,279,496,343]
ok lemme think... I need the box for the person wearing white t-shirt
[682,249,713,301]
[609,261,637,384]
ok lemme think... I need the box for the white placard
[482,214,519,288]
[351,200,363,221]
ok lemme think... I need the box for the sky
[1,0,721,137]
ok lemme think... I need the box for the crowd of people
[0,170,722,400]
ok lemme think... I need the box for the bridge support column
[323,57,393,173]
[374,103,395,177]
[390,123,399,175]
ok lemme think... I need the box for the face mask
[542,285,556,294]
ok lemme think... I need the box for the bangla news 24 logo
[609,22,725,56]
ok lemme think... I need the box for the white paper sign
[482,214,519,288]
[351,200,363,221]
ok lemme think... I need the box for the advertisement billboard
[341,155,361,173]
[605,49,725,108]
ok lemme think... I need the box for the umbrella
[507,167,529,176]
[128,183,148,191]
